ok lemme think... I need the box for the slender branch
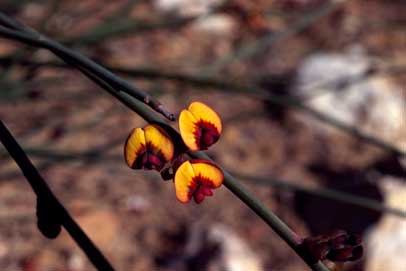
[67,16,197,46]
[0,13,174,121]
[204,0,347,74]
[189,151,330,271]
[0,120,115,271]
[1,57,402,157]
[233,172,406,218]
[72,72,330,270]
[2,144,405,220]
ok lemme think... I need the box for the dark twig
[67,16,197,46]
[72,72,331,270]
[205,0,347,74]
[0,120,115,271]
[0,13,174,121]
[2,56,401,156]
[233,172,406,218]
[3,144,405,219]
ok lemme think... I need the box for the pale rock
[0,240,7,258]
[155,0,224,17]
[68,252,85,271]
[191,14,235,34]
[126,194,150,212]
[208,224,263,271]
[364,177,406,271]
[292,47,406,151]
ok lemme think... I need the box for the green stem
[77,71,331,270]
[0,13,174,121]
[204,0,347,74]
[0,11,334,271]
[189,152,331,271]
[234,172,406,218]
[1,56,402,157]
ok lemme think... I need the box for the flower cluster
[124,102,224,204]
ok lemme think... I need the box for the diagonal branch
[205,0,347,74]
[0,13,174,121]
[75,71,331,271]
[1,56,402,157]
[0,120,115,271]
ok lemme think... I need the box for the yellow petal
[144,124,174,161]
[179,102,222,151]
[179,109,199,151]
[174,160,224,203]
[188,102,222,134]
[191,161,223,188]
[124,128,146,168]
[174,160,197,203]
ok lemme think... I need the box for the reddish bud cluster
[301,230,363,263]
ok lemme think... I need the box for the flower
[124,124,174,171]
[174,159,224,203]
[179,102,222,151]
[124,102,224,204]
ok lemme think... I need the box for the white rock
[364,177,406,271]
[155,0,224,17]
[191,14,235,34]
[293,47,406,151]
[209,224,263,271]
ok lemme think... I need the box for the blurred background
[0,0,405,270]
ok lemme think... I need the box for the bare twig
[233,172,406,218]
[3,143,405,219]
[1,56,402,156]
[71,71,331,270]
[204,0,348,74]
[0,13,174,121]
[0,120,115,271]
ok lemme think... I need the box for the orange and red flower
[179,101,222,151]
[124,124,174,171]
[174,159,224,203]
[124,101,224,204]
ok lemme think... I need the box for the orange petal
[174,160,197,203]
[179,109,199,151]
[144,124,174,162]
[179,102,222,151]
[124,125,174,169]
[124,128,146,168]
[174,160,224,203]
[190,160,223,188]
[188,102,222,134]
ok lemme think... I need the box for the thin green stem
[233,172,406,218]
[0,10,339,271]
[0,14,174,121]
[1,56,402,157]
[204,0,347,74]
[74,71,331,270]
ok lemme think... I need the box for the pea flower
[124,101,224,204]
[179,101,222,151]
[174,159,224,203]
[124,124,174,171]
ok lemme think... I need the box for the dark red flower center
[193,121,220,150]
[132,143,167,171]
[191,175,215,203]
